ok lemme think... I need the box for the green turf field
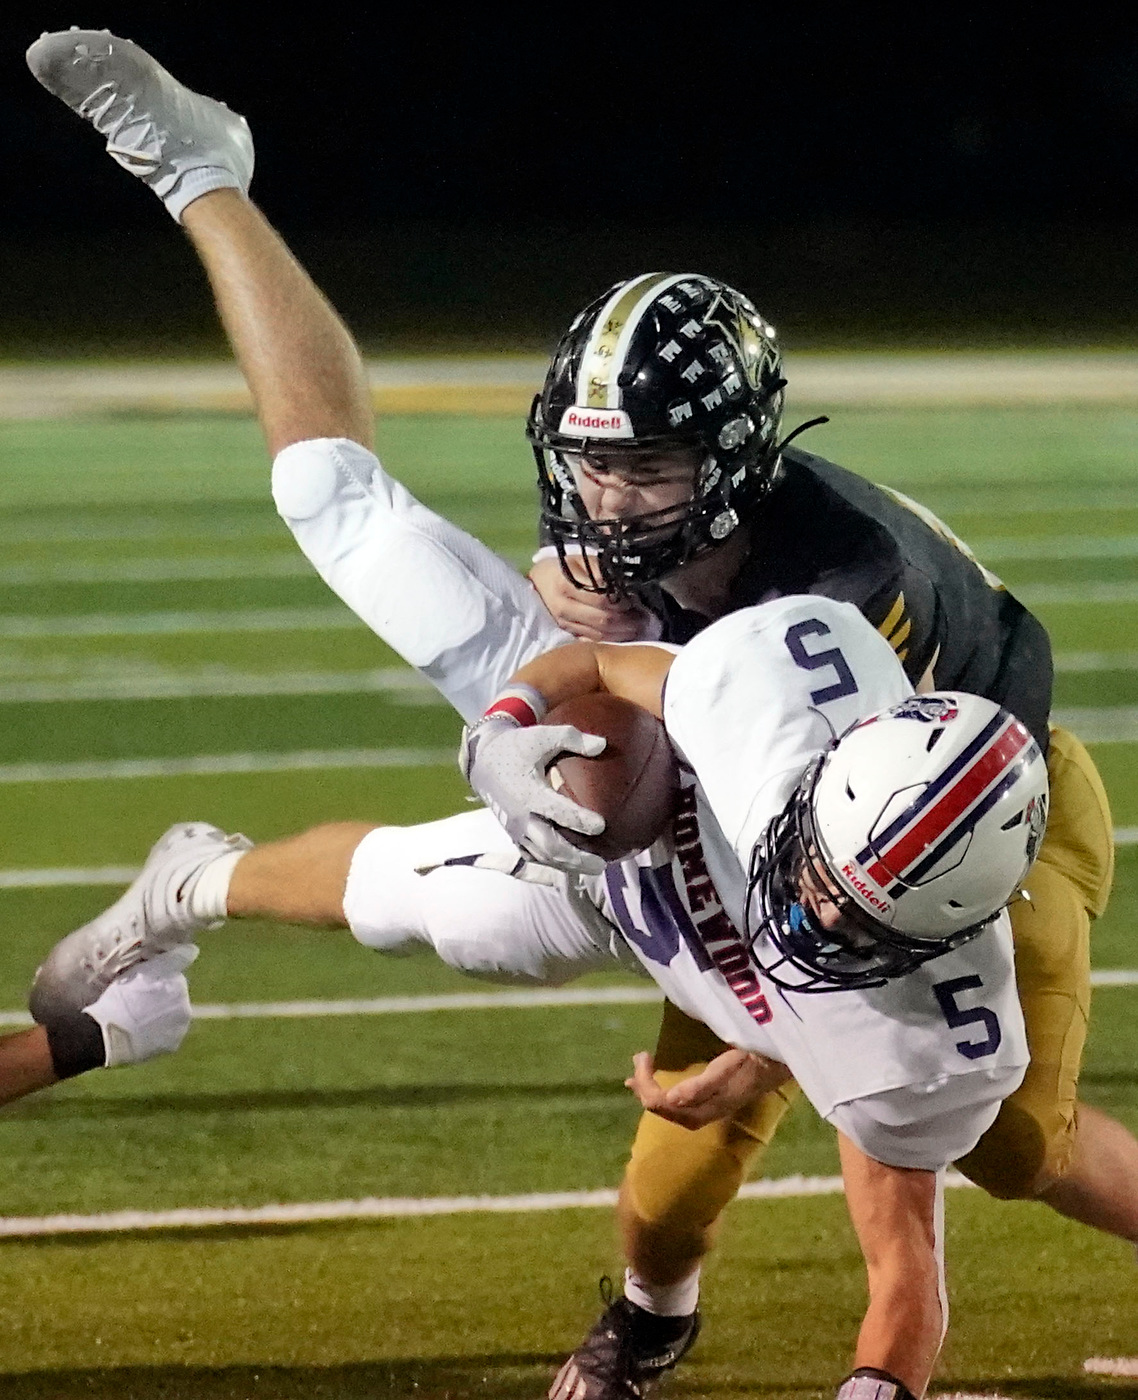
[0,405,1136,1397]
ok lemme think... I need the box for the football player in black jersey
[28,31,1134,1400]
[525,273,1127,1398]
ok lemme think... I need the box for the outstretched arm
[0,1028,59,1106]
[460,640,678,872]
[511,639,677,719]
[837,1133,945,1399]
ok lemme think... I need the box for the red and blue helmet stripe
[854,709,1039,897]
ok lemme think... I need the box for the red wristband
[483,684,547,729]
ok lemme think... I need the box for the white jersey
[273,437,1028,1170]
[597,598,1029,1169]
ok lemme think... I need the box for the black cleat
[549,1281,701,1400]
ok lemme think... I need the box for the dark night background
[2,4,1137,355]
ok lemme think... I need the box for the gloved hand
[83,945,198,1066]
[460,715,609,874]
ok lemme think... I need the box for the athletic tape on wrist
[45,1011,107,1079]
[835,1368,918,1400]
[482,684,548,729]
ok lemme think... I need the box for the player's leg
[183,191,374,456]
[1041,1102,1138,1238]
[552,999,799,1400]
[340,812,627,983]
[620,1000,799,1286]
[27,30,570,723]
[224,822,378,926]
[26,30,362,458]
[956,727,1138,1239]
[41,808,620,993]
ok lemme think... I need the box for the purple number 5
[784,619,859,704]
[933,975,1001,1060]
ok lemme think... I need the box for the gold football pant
[621,724,1114,1260]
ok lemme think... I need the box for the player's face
[566,447,702,523]
[795,857,877,950]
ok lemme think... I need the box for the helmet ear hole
[1000,812,1024,830]
[845,782,856,801]
[926,729,945,752]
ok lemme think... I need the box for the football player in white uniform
[24,28,1135,1398]
[457,605,1045,1400]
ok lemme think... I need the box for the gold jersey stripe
[889,617,913,651]
[877,592,906,641]
[578,273,689,409]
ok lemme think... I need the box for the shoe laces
[80,915,144,980]
[78,83,168,168]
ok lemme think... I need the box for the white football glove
[84,945,198,1067]
[460,716,609,875]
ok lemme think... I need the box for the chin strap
[836,1367,919,1400]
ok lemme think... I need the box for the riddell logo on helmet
[558,407,633,438]
[841,862,891,913]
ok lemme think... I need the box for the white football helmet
[746,692,1049,991]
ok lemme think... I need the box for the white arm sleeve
[827,1068,1011,1169]
[272,437,574,722]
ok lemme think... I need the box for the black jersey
[638,446,1053,751]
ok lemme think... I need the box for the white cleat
[29,822,252,1022]
[26,28,254,222]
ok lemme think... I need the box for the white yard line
[0,534,1136,590]
[901,489,1138,515]
[0,519,285,546]
[1051,707,1138,742]
[0,556,312,586]
[1084,1359,1138,1377]
[0,976,1133,1031]
[3,584,1136,649]
[0,607,360,639]
[1013,582,1138,605]
[0,1170,979,1239]
[0,986,666,1029]
[968,534,1138,560]
[6,354,1138,419]
[0,669,436,704]
[4,829,1138,889]
[6,707,1138,782]
[0,748,453,784]
[1053,651,1138,672]
[0,652,1130,705]
[0,866,141,889]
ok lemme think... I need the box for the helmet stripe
[855,709,1007,863]
[578,273,694,409]
[861,718,1032,887]
[896,760,1030,892]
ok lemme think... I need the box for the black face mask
[744,760,990,994]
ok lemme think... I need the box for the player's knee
[955,1100,1074,1200]
[624,1121,760,1231]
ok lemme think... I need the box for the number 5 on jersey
[785,619,859,705]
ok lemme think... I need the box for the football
[546,692,680,862]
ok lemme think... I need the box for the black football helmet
[527,273,786,596]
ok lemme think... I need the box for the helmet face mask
[745,695,1050,994]
[745,757,990,993]
[528,273,786,597]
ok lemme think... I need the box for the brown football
[546,692,680,862]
